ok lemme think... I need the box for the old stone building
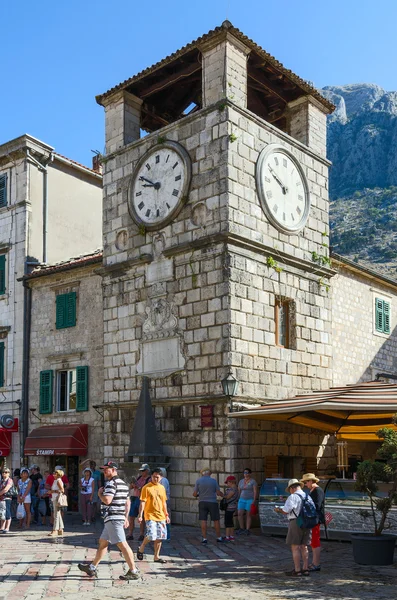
[23,252,103,509]
[0,135,102,469]
[93,21,340,524]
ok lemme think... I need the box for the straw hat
[285,478,301,492]
[300,472,320,485]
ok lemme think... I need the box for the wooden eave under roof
[96,21,334,134]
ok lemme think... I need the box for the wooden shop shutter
[304,457,318,474]
[0,174,7,208]
[39,370,53,414]
[76,366,89,412]
[0,254,6,295]
[264,456,279,477]
[0,342,4,388]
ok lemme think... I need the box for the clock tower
[97,21,334,524]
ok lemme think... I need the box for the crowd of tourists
[0,461,324,581]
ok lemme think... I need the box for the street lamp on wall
[221,370,239,411]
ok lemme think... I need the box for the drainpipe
[25,150,54,264]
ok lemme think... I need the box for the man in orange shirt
[137,468,170,564]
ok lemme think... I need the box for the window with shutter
[375,298,391,334]
[56,292,77,328]
[0,174,7,208]
[0,254,6,295]
[0,342,4,387]
[76,366,89,411]
[39,370,53,414]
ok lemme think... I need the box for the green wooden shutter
[56,294,66,329]
[0,174,6,208]
[39,370,53,414]
[76,366,88,411]
[375,298,384,332]
[383,301,391,334]
[66,292,76,327]
[0,255,5,295]
[0,342,4,388]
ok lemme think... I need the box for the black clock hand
[268,166,288,194]
[142,183,156,187]
[139,176,156,185]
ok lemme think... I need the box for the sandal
[309,564,321,572]
[137,549,144,560]
[301,569,310,576]
[48,531,58,537]
[286,569,302,577]
[154,558,167,564]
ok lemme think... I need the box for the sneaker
[229,535,235,541]
[235,528,243,535]
[225,536,231,542]
[216,537,226,543]
[119,568,140,581]
[78,563,97,578]
[127,534,134,540]
[309,564,321,572]
[201,538,208,544]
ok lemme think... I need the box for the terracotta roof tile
[25,250,103,280]
[96,21,334,113]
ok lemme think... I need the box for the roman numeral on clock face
[172,189,179,197]
[175,174,181,181]
[172,161,179,170]
[273,204,278,214]
[283,158,287,168]
[156,209,160,217]
[146,163,151,170]
[145,209,151,217]
[136,191,142,196]
[138,202,144,210]
[296,206,302,215]
[156,155,160,164]
[267,190,273,199]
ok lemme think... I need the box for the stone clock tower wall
[99,24,335,523]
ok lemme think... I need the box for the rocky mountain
[322,84,397,274]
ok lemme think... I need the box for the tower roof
[96,21,333,133]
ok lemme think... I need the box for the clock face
[256,145,310,234]
[129,141,191,230]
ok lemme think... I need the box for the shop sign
[36,449,55,455]
[0,450,3,456]
[200,405,214,428]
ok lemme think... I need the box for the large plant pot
[351,534,396,565]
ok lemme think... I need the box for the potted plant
[352,416,397,565]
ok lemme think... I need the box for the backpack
[294,492,319,529]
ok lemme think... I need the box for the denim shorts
[129,497,140,517]
[237,498,254,511]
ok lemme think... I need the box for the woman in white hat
[300,473,324,572]
[274,478,311,577]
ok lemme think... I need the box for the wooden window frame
[275,299,290,348]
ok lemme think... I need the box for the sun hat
[285,478,301,492]
[300,473,320,485]
[200,467,211,475]
[139,463,150,471]
[225,475,236,483]
[83,467,92,474]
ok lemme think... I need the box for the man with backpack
[274,478,318,577]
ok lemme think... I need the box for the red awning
[24,424,88,456]
[0,429,12,457]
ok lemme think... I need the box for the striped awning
[229,381,397,441]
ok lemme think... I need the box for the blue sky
[2,0,396,166]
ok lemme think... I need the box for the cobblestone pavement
[0,515,396,599]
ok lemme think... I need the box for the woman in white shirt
[80,468,94,525]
